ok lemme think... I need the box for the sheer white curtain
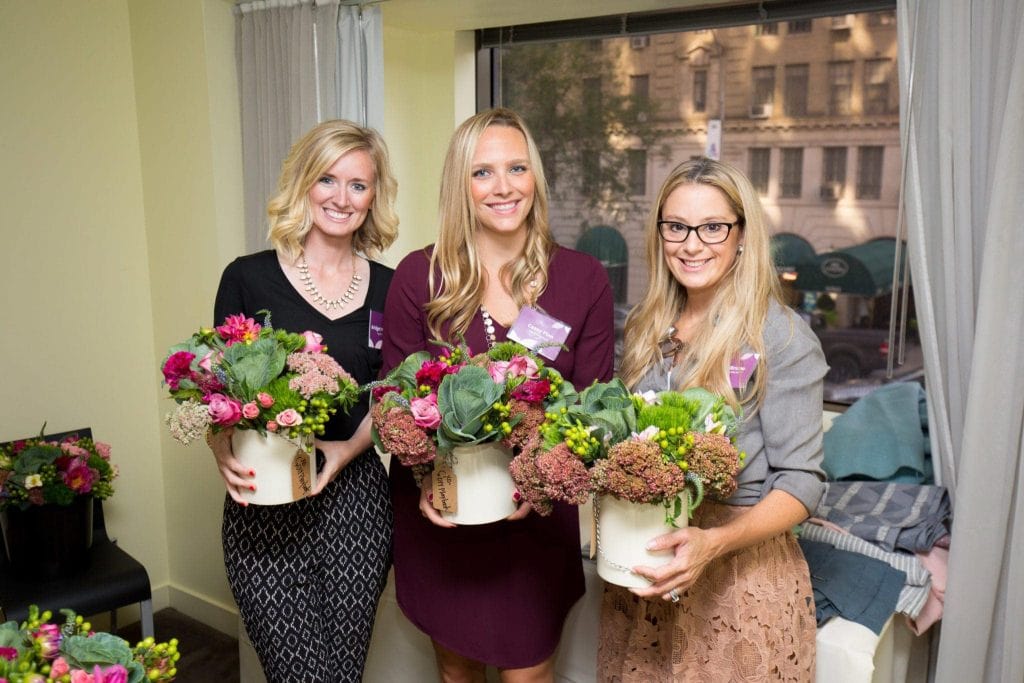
[235,0,383,253]
[899,1,1024,680]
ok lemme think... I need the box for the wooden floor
[116,608,240,683]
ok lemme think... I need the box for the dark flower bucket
[1,496,94,579]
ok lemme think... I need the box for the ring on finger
[668,588,681,603]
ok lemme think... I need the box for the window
[829,61,853,115]
[856,146,884,198]
[630,74,649,102]
[692,70,707,113]
[785,64,809,116]
[749,148,770,195]
[583,76,602,111]
[788,19,812,34]
[756,22,778,36]
[580,148,600,195]
[627,149,647,195]
[780,148,803,198]
[864,59,892,114]
[752,66,775,107]
[868,10,896,27]
[822,147,847,197]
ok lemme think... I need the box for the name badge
[368,310,384,349]
[729,352,759,389]
[507,306,571,361]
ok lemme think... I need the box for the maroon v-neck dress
[381,245,614,668]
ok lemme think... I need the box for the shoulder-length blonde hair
[425,108,557,341]
[619,157,782,410]
[267,119,399,262]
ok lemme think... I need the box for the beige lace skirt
[597,501,816,682]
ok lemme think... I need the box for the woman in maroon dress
[382,108,614,681]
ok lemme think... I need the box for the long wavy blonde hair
[619,157,783,410]
[267,119,399,262]
[425,108,556,340]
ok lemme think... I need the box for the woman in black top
[209,120,398,682]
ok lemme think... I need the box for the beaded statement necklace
[478,278,539,349]
[298,255,363,312]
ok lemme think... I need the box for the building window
[781,148,803,198]
[828,61,853,115]
[756,22,778,36]
[630,74,649,101]
[864,59,892,114]
[749,148,770,195]
[627,149,647,195]
[788,19,812,34]
[582,76,602,111]
[868,10,896,27]
[856,146,884,198]
[784,64,809,116]
[692,69,707,113]
[752,66,775,107]
[822,147,847,198]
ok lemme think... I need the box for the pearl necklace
[480,306,498,349]
[298,255,363,312]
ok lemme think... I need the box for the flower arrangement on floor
[0,605,179,683]
[510,385,745,523]
[0,432,115,512]
[369,341,576,467]
[161,312,360,445]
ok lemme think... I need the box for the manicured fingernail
[241,501,249,507]
[427,492,434,502]
[512,491,522,503]
[249,485,256,492]
[249,470,256,477]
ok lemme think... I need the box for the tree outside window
[785,64,809,116]
[856,146,884,198]
[829,61,853,115]
[781,148,804,198]
[627,149,647,196]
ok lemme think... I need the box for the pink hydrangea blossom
[207,393,243,426]
[216,314,261,346]
[286,352,353,399]
[94,441,111,459]
[275,408,302,427]
[409,395,441,429]
[301,330,326,353]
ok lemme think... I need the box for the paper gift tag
[291,447,313,499]
[507,306,571,361]
[729,352,760,390]
[432,461,458,513]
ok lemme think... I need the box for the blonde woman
[382,108,614,682]
[210,120,398,682]
[599,158,826,681]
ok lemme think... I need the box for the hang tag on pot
[432,461,458,513]
[291,448,312,499]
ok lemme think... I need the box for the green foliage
[222,336,287,398]
[436,365,506,450]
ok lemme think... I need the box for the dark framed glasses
[657,220,740,244]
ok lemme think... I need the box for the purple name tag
[729,352,759,389]
[507,306,571,361]
[368,310,384,349]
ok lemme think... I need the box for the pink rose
[242,402,260,419]
[409,395,441,430]
[50,658,70,676]
[301,330,326,353]
[266,421,279,432]
[257,392,275,408]
[70,670,94,683]
[275,408,303,427]
[507,355,539,378]
[198,350,216,373]
[488,360,510,384]
[207,393,243,426]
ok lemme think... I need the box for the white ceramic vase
[437,442,517,525]
[595,493,687,588]
[231,430,315,506]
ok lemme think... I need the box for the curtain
[235,0,383,253]
[899,1,1024,680]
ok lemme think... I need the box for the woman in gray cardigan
[598,157,828,681]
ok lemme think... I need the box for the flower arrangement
[0,433,115,513]
[370,341,576,467]
[0,605,179,683]
[510,385,745,523]
[161,312,359,445]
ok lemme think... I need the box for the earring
[737,244,744,255]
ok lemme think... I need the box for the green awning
[793,238,905,296]
[770,232,817,271]
[576,225,628,267]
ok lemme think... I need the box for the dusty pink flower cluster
[687,432,742,499]
[286,351,354,399]
[591,438,688,504]
[502,399,546,451]
[509,443,590,515]
[372,402,437,466]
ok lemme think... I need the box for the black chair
[0,428,153,637]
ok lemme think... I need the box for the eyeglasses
[657,220,740,244]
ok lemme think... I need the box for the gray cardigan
[634,301,828,513]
